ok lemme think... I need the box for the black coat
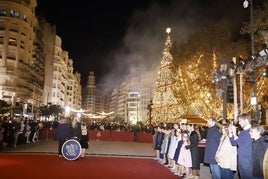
[54,122,72,140]
[190,131,200,170]
[72,122,82,140]
[252,135,268,178]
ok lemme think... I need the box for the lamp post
[220,60,229,121]
[243,0,260,121]
[243,0,254,55]
[136,99,138,124]
[136,93,140,124]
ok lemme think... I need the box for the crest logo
[62,139,81,160]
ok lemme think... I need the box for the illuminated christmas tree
[151,28,186,124]
[151,22,268,125]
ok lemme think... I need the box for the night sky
[35,0,250,89]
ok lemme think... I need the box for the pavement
[1,139,212,178]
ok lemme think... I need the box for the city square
[1,0,268,179]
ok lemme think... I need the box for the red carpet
[0,155,178,179]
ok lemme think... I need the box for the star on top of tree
[166,27,171,34]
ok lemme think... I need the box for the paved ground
[1,139,211,178]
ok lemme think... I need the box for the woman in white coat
[215,124,237,179]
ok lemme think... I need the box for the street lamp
[136,93,140,124]
[243,0,260,121]
[243,0,255,55]
[65,106,71,117]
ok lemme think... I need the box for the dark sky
[35,0,250,89]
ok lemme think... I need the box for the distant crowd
[0,116,154,149]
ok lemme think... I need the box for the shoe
[187,174,193,179]
[58,155,62,158]
[170,168,178,173]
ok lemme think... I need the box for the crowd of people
[1,114,268,178]
[152,114,268,179]
[0,117,152,150]
[0,116,43,149]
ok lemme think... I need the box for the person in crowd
[152,125,158,151]
[171,129,183,174]
[132,124,140,142]
[12,118,21,147]
[249,124,268,179]
[71,118,82,140]
[29,120,38,142]
[215,123,237,179]
[167,127,180,168]
[80,120,89,159]
[34,120,44,142]
[229,113,253,179]
[176,132,192,178]
[154,125,163,161]
[54,118,72,157]
[264,148,268,179]
[160,126,171,165]
[24,119,31,144]
[187,124,201,179]
[180,123,187,133]
[2,118,15,147]
[204,118,222,179]
[17,118,25,145]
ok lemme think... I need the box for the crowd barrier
[40,128,153,143]
[40,129,205,162]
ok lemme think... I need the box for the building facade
[0,0,42,117]
[109,74,154,124]
[0,0,82,118]
[82,71,96,113]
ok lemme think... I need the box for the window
[8,37,17,46]
[23,15,27,22]
[10,10,19,18]
[0,9,6,16]
[20,40,24,49]
[0,36,3,44]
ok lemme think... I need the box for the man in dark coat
[229,113,253,179]
[204,118,221,179]
[250,124,268,178]
[132,124,140,142]
[54,118,72,157]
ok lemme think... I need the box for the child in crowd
[154,126,163,161]
[176,132,192,178]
